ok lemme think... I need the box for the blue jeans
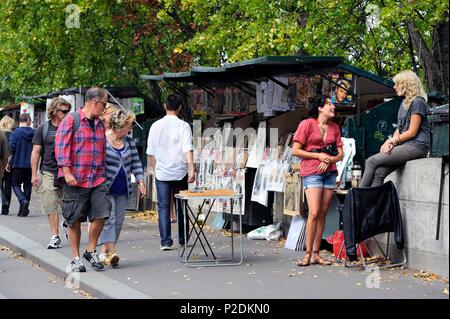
[98,195,128,245]
[156,175,188,247]
[12,168,32,204]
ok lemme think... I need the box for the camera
[322,144,338,156]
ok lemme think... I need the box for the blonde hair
[103,102,120,116]
[393,70,427,108]
[47,97,71,119]
[0,115,16,131]
[109,109,135,131]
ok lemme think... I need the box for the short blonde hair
[103,102,120,116]
[0,115,16,131]
[109,109,135,131]
[47,97,71,119]
[393,70,427,108]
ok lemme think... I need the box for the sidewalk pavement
[0,193,448,299]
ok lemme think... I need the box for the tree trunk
[407,21,448,95]
[432,16,449,96]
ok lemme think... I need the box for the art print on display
[283,173,303,216]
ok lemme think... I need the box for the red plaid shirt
[55,108,106,188]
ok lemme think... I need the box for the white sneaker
[61,221,68,240]
[47,235,62,249]
[160,245,172,251]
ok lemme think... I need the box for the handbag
[53,173,65,188]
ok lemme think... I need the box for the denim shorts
[303,172,337,190]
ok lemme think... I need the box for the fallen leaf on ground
[413,270,442,282]
[443,288,449,295]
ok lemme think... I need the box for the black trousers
[1,171,12,211]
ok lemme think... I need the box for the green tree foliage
[0,0,448,106]
[183,0,448,93]
[0,0,194,104]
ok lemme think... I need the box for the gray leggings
[360,144,427,188]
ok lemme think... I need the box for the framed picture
[283,173,306,216]
[329,73,354,107]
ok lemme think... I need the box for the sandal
[297,251,312,267]
[311,251,332,265]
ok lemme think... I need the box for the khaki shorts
[39,171,62,215]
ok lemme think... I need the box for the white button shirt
[146,115,193,181]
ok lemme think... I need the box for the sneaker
[61,221,68,240]
[18,200,29,217]
[47,235,62,249]
[99,253,111,265]
[70,257,86,272]
[160,245,173,251]
[109,253,120,268]
[83,250,104,270]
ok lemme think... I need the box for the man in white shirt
[147,94,195,250]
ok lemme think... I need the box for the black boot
[18,200,29,217]
[1,205,8,215]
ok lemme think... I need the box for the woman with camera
[292,96,344,266]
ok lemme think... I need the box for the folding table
[174,190,244,267]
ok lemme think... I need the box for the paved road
[0,246,89,299]
[0,193,448,299]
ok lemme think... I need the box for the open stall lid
[141,56,345,85]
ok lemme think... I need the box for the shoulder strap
[69,111,80,136]
[42,120,49,141]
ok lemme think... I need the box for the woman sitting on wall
[292,96,344,266]
[359,70,430,187]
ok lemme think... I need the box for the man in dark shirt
[9,113,35,217]
[31,97,71,249]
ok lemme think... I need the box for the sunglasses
[59,109,70,114]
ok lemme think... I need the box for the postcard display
[194,123,247,217]
[190,71,354,219]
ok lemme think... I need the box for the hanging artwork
[246,122,266,168]
[283,173,304,216]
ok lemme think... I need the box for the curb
[0,225,152,299]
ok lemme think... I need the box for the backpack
[42,111,80,141]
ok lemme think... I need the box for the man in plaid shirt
[55,87,111,273]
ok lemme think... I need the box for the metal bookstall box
[428,103,449,158]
